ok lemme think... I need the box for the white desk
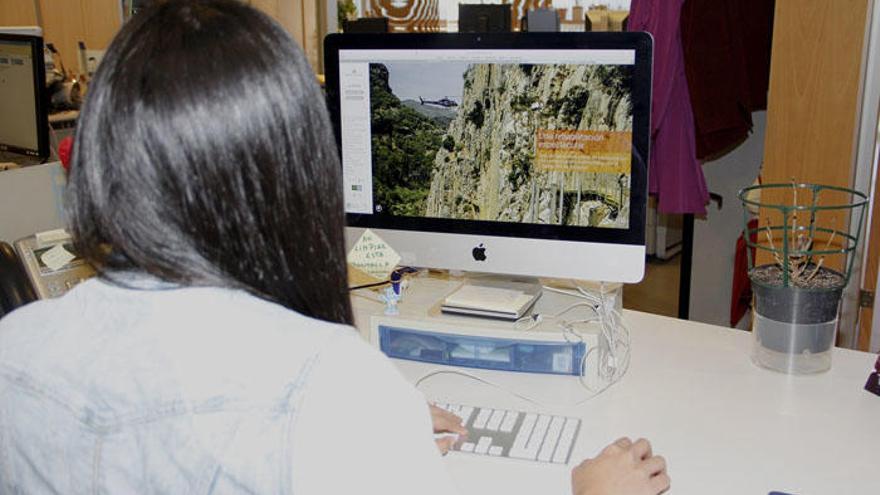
[352,276,880,495]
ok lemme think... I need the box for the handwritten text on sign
[346,229,401,281]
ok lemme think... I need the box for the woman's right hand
[571,437,670,495]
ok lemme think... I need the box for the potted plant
[739,183,868,374]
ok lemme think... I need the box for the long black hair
[67,0,353,325]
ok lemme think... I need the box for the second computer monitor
[325,33,652,283]
[458,5,512,33]
[0,33,48,160]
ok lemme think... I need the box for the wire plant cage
[738,183,868,374]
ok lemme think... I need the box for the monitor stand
[440,272,542,321]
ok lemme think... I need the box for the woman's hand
[571,437,670,495]
[429,404,468,455]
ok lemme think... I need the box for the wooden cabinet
[0,1,39,26]
[763,0,869,190]
[759,0,870,269]
[760,0,873,349]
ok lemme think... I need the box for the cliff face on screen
[369,62,633,228]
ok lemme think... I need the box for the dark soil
[749,264,845,289]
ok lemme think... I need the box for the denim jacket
[0,277,455,494]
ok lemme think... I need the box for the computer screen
[0,33,48,159]
[325,33,652,282]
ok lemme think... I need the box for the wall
[0,1,120,74]
[874,265,880,352]
[0,1,39,26]
[854,0,880,353]
[0,1,324,75]
[248,0,322,72]
[0,163,66,243]
[689,113,766,328]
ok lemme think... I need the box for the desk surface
[352,276,880,495]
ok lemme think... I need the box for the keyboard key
[500,411,519,432]
[552,418,580,464]
[520,414,551,460]
[486,409,506,431]
[537,416,565,462]
[473,408,493,429]
[475,436,493,454]
[509,413,537,459]
[460,442,475,453]
[488,446,503,456]
[458,406,474,426]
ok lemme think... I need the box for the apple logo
[472,243,487,261]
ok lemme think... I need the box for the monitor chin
[345,227,646,284]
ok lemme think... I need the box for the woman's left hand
[429,404,468,455]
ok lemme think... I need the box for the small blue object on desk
[380,286,401,316]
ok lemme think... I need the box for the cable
[348,279,390,291]
[348,266,420,292]
[512,301,598,330]
[415,369,558,407]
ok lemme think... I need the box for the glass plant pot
[750,265,844,374]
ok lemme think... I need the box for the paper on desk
[40,243,75,271]
[347,229,401,281]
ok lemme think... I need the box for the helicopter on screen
[419,96,459,108]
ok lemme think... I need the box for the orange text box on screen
[535,129,631,174]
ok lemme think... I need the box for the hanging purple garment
[628,0,709,215]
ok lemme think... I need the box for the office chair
[0,241,37,318]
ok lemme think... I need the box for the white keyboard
[435,402,581,464]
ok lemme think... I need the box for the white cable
[513,301,598,330]
[413,353,601,408]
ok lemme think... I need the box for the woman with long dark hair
[0,1,668,493]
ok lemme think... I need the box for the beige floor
[623,255,681,318]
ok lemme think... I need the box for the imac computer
[324,33,652,284]
[0,32,49,162]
